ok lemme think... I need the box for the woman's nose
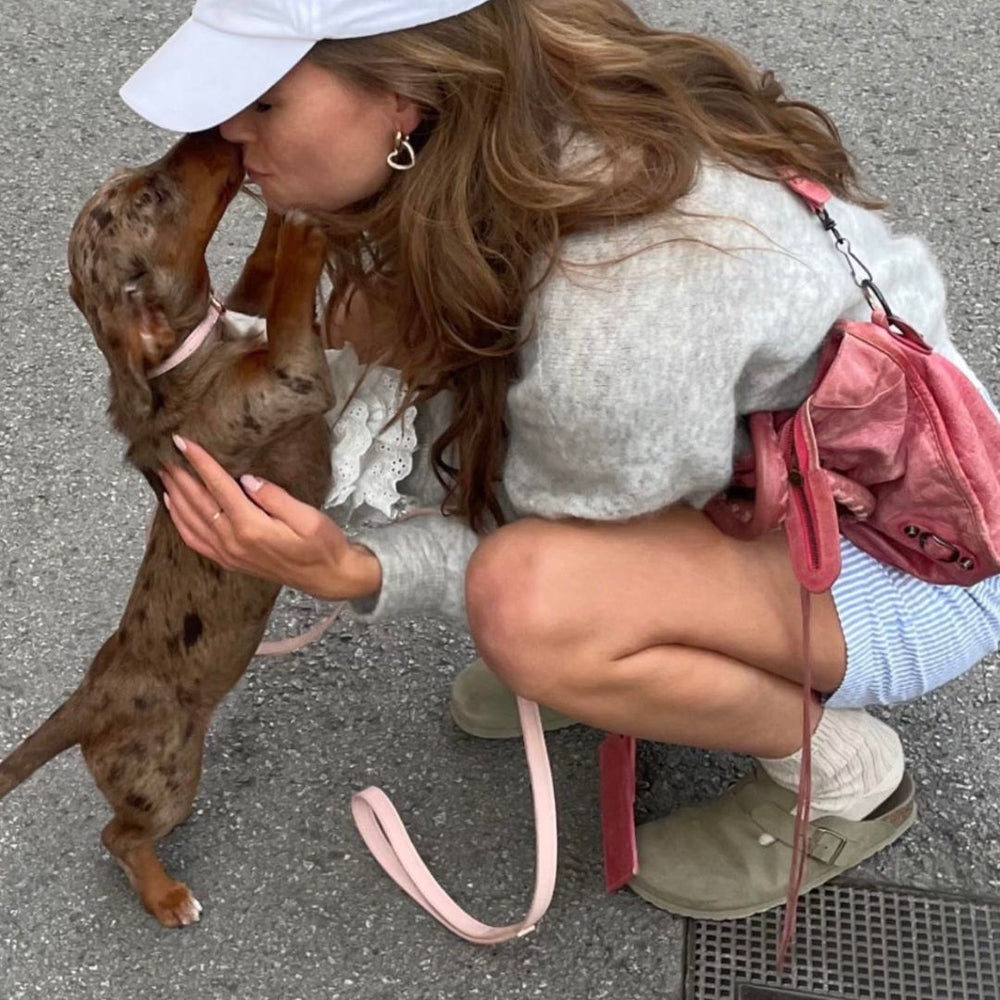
[219,108,254,144]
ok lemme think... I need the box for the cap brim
[120,17,314,132]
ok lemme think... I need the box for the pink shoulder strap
[779,170,832,212]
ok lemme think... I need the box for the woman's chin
[243,177,285,212]
[255,189,290,214]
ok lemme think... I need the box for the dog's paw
[148,883,204,929]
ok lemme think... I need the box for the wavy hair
[308,0,879,532]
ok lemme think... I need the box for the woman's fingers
[157,438,375,601]
[239,474,327,537]
[160,441,302,574]
[162,462,272,565]
[161,467,233,565]
[171,435,249,519]
[162,463,227,525]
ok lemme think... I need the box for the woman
[121,0,1000,920]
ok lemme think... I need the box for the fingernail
[163,493,172,510]
[241,474,264,493]
[172,434,188,453]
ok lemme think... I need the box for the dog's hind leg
[101,818,203,928]
[86,710,207,928]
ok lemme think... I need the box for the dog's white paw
[181,895,204,926]
[149,883,204,929]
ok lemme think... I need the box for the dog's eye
[125,260,148,284]
[123,263,148,300]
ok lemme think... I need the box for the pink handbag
[705,177,1000,589]
[701,174,1000,965]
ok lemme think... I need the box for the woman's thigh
[466,505,848,695]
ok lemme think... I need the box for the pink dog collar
[148,293,225,379]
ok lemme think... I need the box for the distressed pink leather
[706,308,1000,592]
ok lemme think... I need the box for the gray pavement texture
[1,1,998,998]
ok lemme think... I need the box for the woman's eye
[254,100,273,113]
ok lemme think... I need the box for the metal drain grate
[685,882,1000,1000]
[738,990,847,1000]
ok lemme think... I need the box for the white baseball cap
[120,0,491,132]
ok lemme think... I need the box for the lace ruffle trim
[324,345,418,523]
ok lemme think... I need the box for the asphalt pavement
[1,2,998,998]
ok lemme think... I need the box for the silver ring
[210,510,223,522]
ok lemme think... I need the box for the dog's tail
[0,693,86,801]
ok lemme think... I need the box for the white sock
[757,708,905,822]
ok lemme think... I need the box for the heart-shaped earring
[387,130,416,172]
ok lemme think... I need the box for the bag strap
[782,408,843,594]
[774,171,852,970]
[777,585,816,971]
[774,168,941,969]
[350,695,558,944]
[780,173,832,213]
[780,170,900,325]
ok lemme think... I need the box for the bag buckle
[816,207,897,322]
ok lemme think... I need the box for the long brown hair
[309,0,878,532]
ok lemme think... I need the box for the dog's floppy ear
[96,288,176,371]
[96,291,175,420]
[122,284,177,370]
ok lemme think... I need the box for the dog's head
[68,129,244,421]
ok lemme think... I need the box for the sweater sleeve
[349,511,480,623]
[347,389,481,624]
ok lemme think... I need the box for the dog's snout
[165,129,244,178]
[141,130,245,241]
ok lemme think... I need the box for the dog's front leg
[229,215,334,448]
[264,215,333,414]
[224,209,283,317]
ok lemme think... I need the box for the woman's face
[219,58,421,213]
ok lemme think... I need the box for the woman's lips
[245,166,269,182]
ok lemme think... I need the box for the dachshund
[0,129,334,927]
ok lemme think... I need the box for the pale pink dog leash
[351,695,558,943]
[340,510,558,940]
[316,511,560,940]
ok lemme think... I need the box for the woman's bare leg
[464,505,845,757]
[463,506,913,919]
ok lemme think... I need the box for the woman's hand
[160,435,381,602]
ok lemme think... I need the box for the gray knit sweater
[351,160,963,625]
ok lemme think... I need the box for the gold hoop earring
[387,130,416,172]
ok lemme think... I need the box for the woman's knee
[465,518,579,700]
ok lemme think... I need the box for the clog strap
[748,772,917,869]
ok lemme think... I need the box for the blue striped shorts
[825,537,1000,708]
